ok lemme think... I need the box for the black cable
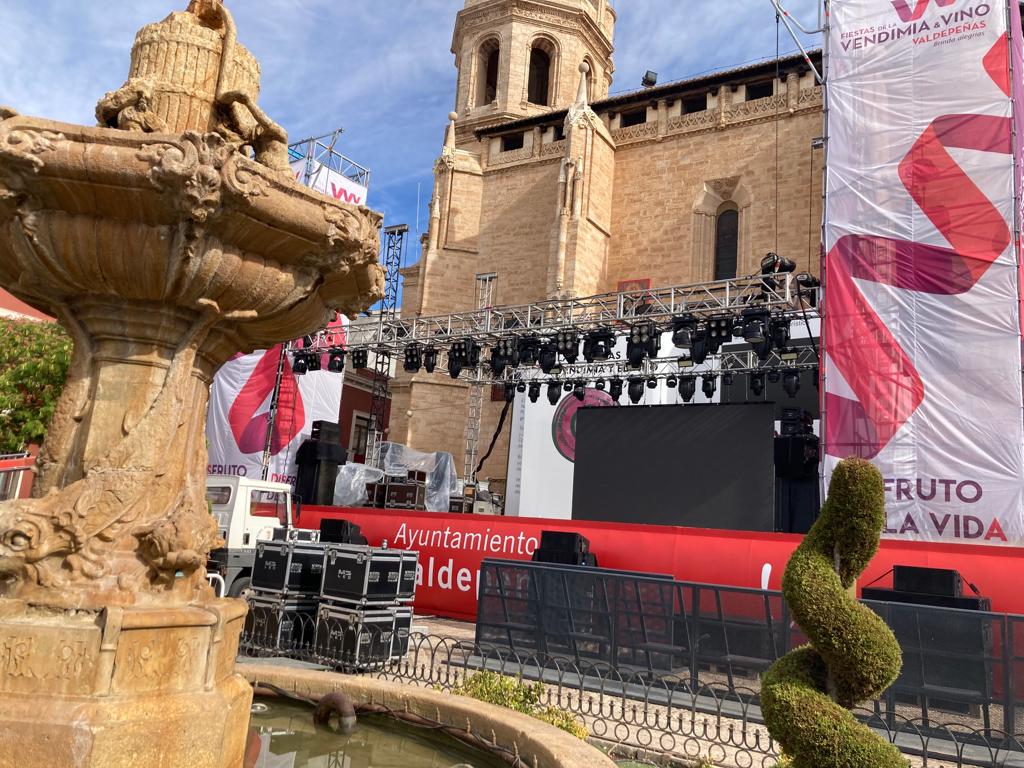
[474,398,513,478]
[861,567,893,590]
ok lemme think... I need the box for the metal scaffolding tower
[288,128,371,190]
[366,224,408,468]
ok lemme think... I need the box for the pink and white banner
[206,317,346,487]
[824,0,1024,544]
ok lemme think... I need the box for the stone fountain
[0,2,383,765]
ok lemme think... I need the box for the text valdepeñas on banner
[824,0,1024,545]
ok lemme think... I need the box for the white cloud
[1,0,821,241]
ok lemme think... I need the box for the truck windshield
[206,486,232,506]
[250,489,287,523]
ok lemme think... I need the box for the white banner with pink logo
[206,317,346,487]
[824,0,1024,544]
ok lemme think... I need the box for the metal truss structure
[288,128,371,190]
[321,272,820,479]
[366,225,408,468]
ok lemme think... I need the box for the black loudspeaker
[892,565,963,598]
[539,531,590,554]
[319,519,366,545]
[311,420,341,443]
[295,426,347,506]
[774,435,819,479]
[861,587,987,611]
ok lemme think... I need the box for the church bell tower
[451,0,615,129]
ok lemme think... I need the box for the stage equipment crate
[244,593,318,654]
[313,604,397,668]
[321,544,403,605]
[251,538,326,597]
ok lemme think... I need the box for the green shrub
[761,458,907,768]
[0,319,70,453]
[452,671,586,739]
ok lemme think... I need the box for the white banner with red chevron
[824,0,1024,544]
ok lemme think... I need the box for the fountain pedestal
[0,602,251,767]
[0,3,384,766]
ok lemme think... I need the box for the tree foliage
[0,319,71,453]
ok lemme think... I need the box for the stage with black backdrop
[571,402,819,533]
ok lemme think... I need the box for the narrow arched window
[528,45,552,105]
[478,39,500,106]
[714,207,739,280]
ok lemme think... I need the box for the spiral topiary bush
[761,457,907,768]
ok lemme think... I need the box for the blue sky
[1,0,821,273]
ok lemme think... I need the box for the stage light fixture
[423,346,438,373]
[646,376,658,389]
[547,381,562,406]
[671,314,698,349]
[779,349,799,362]
[452,338,481,367]
[538,342,559,374]
[352,349,369,369]
[750,371,766,396]
[679,375,697,402]
[495,337,520,369]
[770,318,791,350]
[517,381,527,393]
[689,331,709,365]
[573,381,586,401]
[782,369,801,398]
[796,272,821,307]
[448,355,463,379]
[518,335,540,366]
[702,374,717,399]
[327,348,345,373]
[627,322,660,368]
[489,353,508,377]
[292,353,308,375]
[627,377,645,404]
[583,328,615,362]
[563,381,573,392]
[556,331,580,363]
[722,370,734,386]
[595,378,606,391]
[707,315,732,350]
[678,357,695,369]
[609,378,624,402]
[403,344,422,373]
[504,384,517,403]
[741,307,770,344]
[528,382,542,403]
[761,251,797,276]
[768,369,781,384]
[666,375,678,389]
[305,350,322,372]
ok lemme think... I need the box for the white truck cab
[205,475,295,597]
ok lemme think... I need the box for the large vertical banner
[824,0,1024,544]
[206,317,346,487]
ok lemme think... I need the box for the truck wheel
[228,576,252,600]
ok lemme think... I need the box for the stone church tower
[451,0,615,133]
[391,0,824,491]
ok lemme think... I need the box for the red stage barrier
[301,506,1024,621]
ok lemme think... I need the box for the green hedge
[761,458,906,768]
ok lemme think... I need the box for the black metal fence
[239,559,1024,767]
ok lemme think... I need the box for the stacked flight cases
[314,543,418,669]
[243,528,324,654]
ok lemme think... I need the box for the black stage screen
[571,403,776,531]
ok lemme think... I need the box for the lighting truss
[344,273,807,354]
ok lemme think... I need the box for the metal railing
[239,598,1024,766]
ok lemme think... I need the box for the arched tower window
[714,204,739,280]
[477,38,500,106]
[528,39,556,106]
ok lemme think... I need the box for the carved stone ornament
[0,2,384,765]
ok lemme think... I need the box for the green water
[247,698,507,768]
